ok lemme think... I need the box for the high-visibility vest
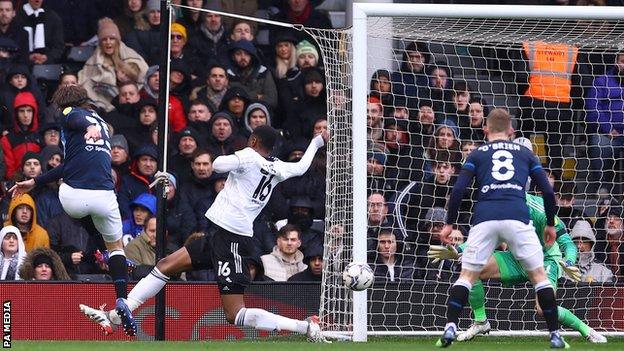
[523,41,578,103]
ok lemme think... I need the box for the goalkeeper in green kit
[429,193,607,343]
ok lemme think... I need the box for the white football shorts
[58,183,123,243]
[462,219,544,272]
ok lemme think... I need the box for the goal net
[310,4,624,340]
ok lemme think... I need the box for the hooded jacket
[18,247,70,280]
[243,102,272,136]
[4,194,49,252]
[118,144,157,219]
[0,64,46,130]
[205,111,247,158]
[122,193,157,245]
[226,40,278,109]
[1,91,41,180]
[0,225,27,280]
[261,246,307,282]
[47,212,101,275]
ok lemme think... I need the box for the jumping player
[436,108,567,348]
[10,85,135,335]
[79,125,330,342]
[429,193,607,343]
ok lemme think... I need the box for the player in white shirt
[79,126,330,342]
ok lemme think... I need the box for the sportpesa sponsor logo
[481,183,523,193]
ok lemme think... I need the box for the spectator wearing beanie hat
[125,0,162,66]
[243,102,272,137]
[227,39,278,110]
[169,22,204,83]
[169,127,202,185]
[78,17,149,112]
[141,65,159,101]
[110,134,131,178]
[295,40,319,69]
[219,86,250,131]
[283,67,327,139]
[118,144,159,219]
[21,150,64,229]
[206,111,247,158]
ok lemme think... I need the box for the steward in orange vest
[523,41,579,103]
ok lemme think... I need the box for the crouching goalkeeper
[429,193,607,343]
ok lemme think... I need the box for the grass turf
[8,336,624,351]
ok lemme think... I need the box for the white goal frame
[350,3,624,342]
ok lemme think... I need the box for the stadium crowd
[0,0,622,287]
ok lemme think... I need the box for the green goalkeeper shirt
[525,193,577,264]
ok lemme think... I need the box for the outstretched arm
[213,154,242,173]
[273,132,327,180]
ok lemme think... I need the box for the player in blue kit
[436,109,567,348]
[10,85,136,336]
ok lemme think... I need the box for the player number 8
[491,150,514,181]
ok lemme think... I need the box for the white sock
[109,268,169,324]
[234,308,309,334]
[445,322,457,331]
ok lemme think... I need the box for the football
[342,262,374,291]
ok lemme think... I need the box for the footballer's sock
[109,268,169,325]
[447,279,472,327]
[558,306,591,337]
[535,280,559,332]
[108,249,129,299]
[469,279,488,323]
[235,308,309,334]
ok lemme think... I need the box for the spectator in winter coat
[391,41,431,109]
[125,216,157,267]
[124,97,158,153]
[17,151,63,228]
[218,86,248,132]
[177,149,216,234]
[4,194,48,252]
[177,0,205,38]
[0,225,27,280]
[169,127,200,185]
[122,192,156,246]
[110,134,131,181]
[270,0,332,44]
[186,99,214,141]
[569,220,614,283]
[0,0,29,66]
[39,123,61,148]
[288,242,323,282]
[163,172,196,248]
[0,64,45,131]
[191,64,229,110]
[188,6,230,66]
[169,57,192,123]
[226,39,278,110]
[78,18,148,112]
[261,224,307,281]
[205,111,246,158]
[114,0,149,39]
[140,65,159,101]
[169,22,203,82]
[284,67,326,140]
[125,0,162,66]
[15,0,65,64]
[243,102,271,138]
[1,91,40,180]
[18,247,70,280]
[371,228,415,282]
[118,144,158,219]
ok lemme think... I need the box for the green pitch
[9,337,624,351]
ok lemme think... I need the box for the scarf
[201,25,224,44]
[22,3,46,53]
[0,256,19,280]
[288,3,313,25]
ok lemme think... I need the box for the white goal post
[318,3,624,342]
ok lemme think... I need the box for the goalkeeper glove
[558,259,582,282]
[427,245,461,264]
